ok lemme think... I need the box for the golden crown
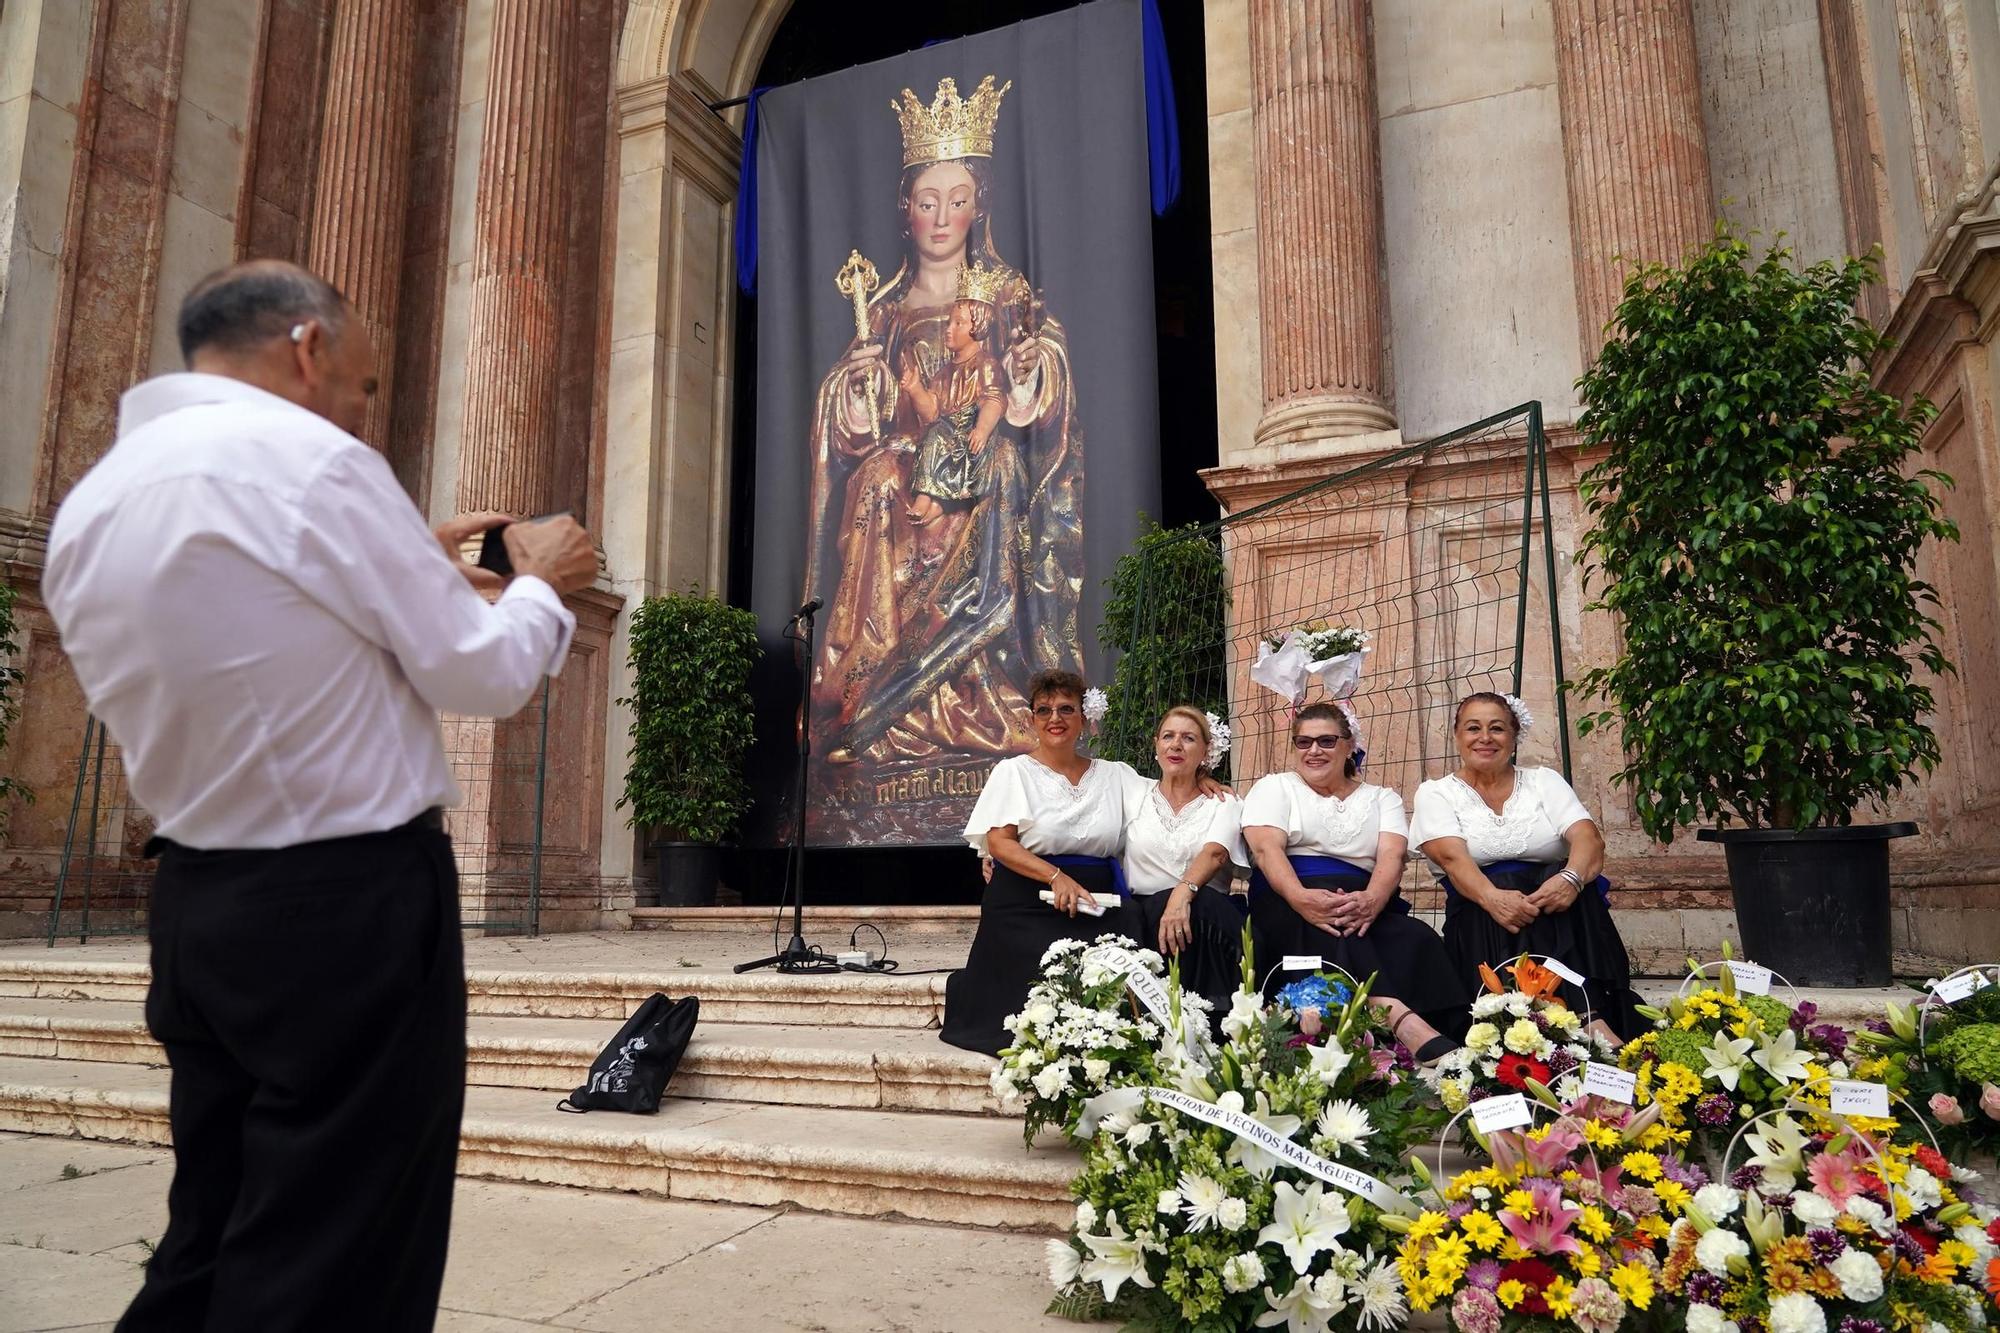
[891,75,1013,168]
[956,262,1020,307]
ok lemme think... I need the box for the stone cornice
[617,71,739,202]
[0,509,50,585]
[1876,159,2000,401]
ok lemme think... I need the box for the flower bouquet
[1250,624,1371,704]
[1394,1116,1687,1332]
[1659,1120,2000,1333]
[1856,971,2000,1164]
[993,935,1210,1146]
[1046,954,1442,1330]
[1425,960,1617,1122]
[1618,963,1849,1162]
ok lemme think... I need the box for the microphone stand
[735,602,837,974]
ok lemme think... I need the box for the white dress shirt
[43,373,576,850]
[1408,767,1597,865]
[1241,773,1409,871]
[1122,785,1247,894]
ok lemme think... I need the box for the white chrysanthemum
[1221,1251,1265,1294]
[1693,1184,1740,1219]
[1179,1173,1226,1232]
[1767,1292,1827,1333]
[1828,1249,1884,1302]
[1046,1238,1083,1289]
[1353,1255,1407,1331]
[1694,1228,1750,1277]
[1314,1099,1374,1155]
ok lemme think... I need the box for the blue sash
[1249,855,1411,916]
[1046,853,1129,900]
[1439,857,1612,907]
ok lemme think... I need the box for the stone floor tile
[0,1137,171,1190]
[0,1243,144,1333]
[0,1161,170,1256]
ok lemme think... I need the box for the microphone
[794,596,823,619]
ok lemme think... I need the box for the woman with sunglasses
[943,669,1158,1056]
[1410,692,1641,1043]
[1242,703,1467,1061]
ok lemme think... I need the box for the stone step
[0,1054,1073,1230]
[0,997,1000,1114]
[627,905,981,937]
[0,957,949,1028]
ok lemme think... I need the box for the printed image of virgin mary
[805,75,1085,782]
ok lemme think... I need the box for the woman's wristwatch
[1173,879,1197,895]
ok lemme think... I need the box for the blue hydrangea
[1275,974,1351,1014]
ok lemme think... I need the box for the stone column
[1246,0,1396,445]
[457,0,576,517]
[307,0,420,450]
[1551,0,1714,357]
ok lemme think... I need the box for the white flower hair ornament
[1081,687,1109,725]
[1200,712,1232,770]
[1336,699,1367,769]
[1501,693,1534,735]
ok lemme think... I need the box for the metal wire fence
[43,683,555,943]
[1102,402,1572,797]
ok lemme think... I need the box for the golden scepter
[835,249,883,442]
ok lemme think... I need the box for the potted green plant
[617,588,762,906]
[1573,227,1958,987]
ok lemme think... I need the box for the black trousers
[118,817,467,1333]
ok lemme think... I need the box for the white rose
[1790,1193,1838,1228]
[1828,1249,1884,1302]
[1695,1229,1750,1277]
[1767,1292,1828,1333]
[1217,1197,1248,1230]
[1693,1185,1740,1219]
[1221,1252,1265,1294]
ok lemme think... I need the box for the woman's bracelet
[1556,868,1585,892]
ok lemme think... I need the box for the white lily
[1077,1217,1156,1301]
[1254,1274,1340,1333]
[1222,990,1264,1040]
[1256,1180,1353,1275]
[1751,1028,1814,1084]
[1744,1114,1809,1191]
[1698,1029,1756,1090]
[1307,1038,1353,1087]
[1226,1092,1304,1179]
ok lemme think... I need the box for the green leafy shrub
[1095,516,1230,773]
[616,588,761,844]
[1573,227,1958,838]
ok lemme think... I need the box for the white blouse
[1240,773,1409,871]
[1123,785,1249,895]
[1408,766,1596,865]
[962,755,1146,858]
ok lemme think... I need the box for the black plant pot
[649,840,722,908]
[1697,822,1917,988]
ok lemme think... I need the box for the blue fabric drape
[1249,854,1412,915]
[1439,858,1613,907]
[1046,853,1130,900]
[733,0,1181,296]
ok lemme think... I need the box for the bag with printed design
[557,991,699,1114]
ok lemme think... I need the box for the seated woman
[1121,706,1249,1019]
[940,670,1143,1057]
[1244,703,1468,1061]
[1409,691,1644,1043]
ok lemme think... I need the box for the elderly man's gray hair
[176,261,349,365]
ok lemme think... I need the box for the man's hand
[434,511,510,593]
[504,515,596,596]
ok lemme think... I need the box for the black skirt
[940,861,1131,1057]
[1442,861,1646,1039]
[1128,886,1247,1026]
[1250,872,1472,1039]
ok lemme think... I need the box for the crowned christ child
[899,262,1012,528]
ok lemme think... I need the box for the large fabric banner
[750,1,1160,848]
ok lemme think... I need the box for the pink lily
[1499,1179,1585,1257]
[1521,1126,1585,1176]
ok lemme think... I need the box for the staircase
[0,939,1076,1232]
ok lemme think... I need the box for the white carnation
[1503,1019,1543,1054]
[1693,1184,1740,1219]
[1686,1305,1735,1333]
[1767,1292,1827,1333]
[1156,1189,1182,1215]
[1124,1121,1154,1147]
[1032,1062,1070,1100]
[1790,1193,1838,1228]
[1464,1022,1501,1054]
[1076,1200,1097,1229]
[1846,1196,1892,1234]
[1828,1249,1884,1302]
[1217,1197,1248,1231]
[1221,1251,1265,1294]
[1694,1228,1750,1277]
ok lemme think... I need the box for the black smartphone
[477,512,569,578]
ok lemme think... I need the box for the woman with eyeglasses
[1409,691,1641,1043]
[942,669,1152,1056]
[1119,706,1249,1017]
[1242,703,1468,1061]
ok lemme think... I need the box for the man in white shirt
[43,260,596,1332]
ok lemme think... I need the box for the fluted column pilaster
[458,0,576,517]
[1552,0,1714,357]
[1247,0,1396,445]
[307,0,419,449]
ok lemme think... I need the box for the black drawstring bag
[557,992,700,1114]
